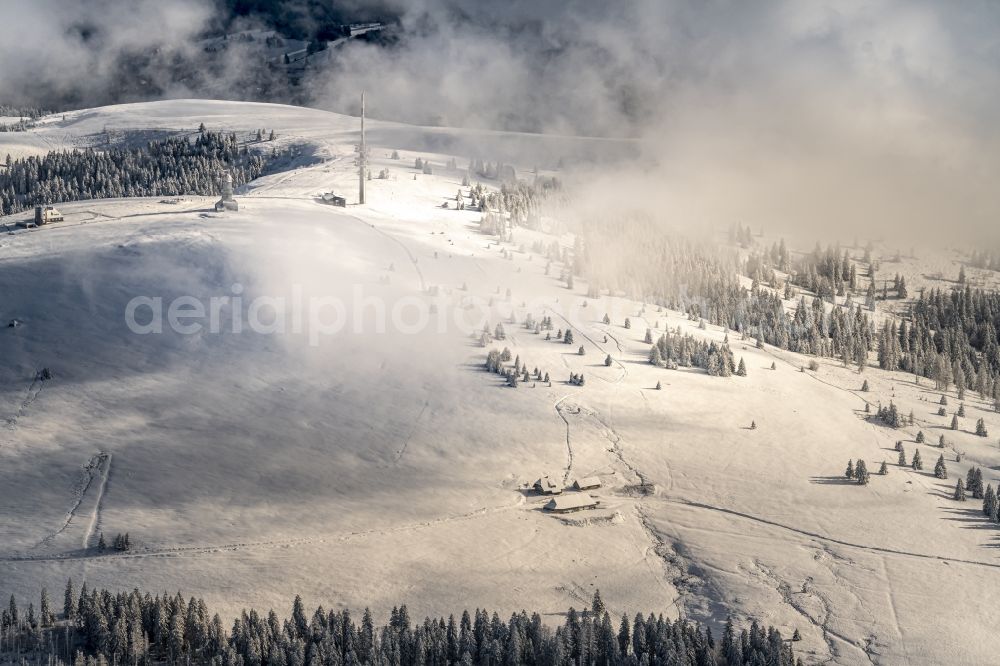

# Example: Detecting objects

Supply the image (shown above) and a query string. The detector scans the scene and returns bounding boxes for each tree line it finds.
[0,583,802,666]
[1,130,293,216]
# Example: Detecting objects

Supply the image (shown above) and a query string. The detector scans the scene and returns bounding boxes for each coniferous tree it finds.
[912,449,923,471]
[40,588,52,627]
[898,448,906,466]
[954,478,967,501]
[983,485,996,517]
[591,590,606,617]
[64,578,75,621]
[934,454,948,479]
[856,460,869,485]
[879,461,888,475]
[845,460,855,479]
[977,418,989,437]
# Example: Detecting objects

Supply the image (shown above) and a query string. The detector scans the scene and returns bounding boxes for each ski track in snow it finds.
[353,215,427,292]
[5,377,43,432]
[543,307,627,384]
[389,400,429,465]
[553,395,575,484]
[662,496,1000,570]
[32,452,108,551]
[0,492,526,564]
[82,452,112,550]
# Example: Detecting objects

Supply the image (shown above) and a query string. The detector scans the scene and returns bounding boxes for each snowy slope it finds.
[2,100,1000,665]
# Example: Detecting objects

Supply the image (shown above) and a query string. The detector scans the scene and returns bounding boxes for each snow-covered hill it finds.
[2,100,1000,665]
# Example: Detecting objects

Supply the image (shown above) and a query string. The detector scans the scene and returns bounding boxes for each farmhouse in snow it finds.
[573,477,601,490]
[544,494,600,513]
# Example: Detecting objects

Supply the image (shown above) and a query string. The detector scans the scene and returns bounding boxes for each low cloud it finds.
[3,0,999,240]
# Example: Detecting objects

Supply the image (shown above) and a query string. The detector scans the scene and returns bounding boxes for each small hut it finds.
[573,477,601,491]
[533,476,563,495]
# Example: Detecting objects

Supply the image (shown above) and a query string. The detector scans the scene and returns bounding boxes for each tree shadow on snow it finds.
[808,476,857,485]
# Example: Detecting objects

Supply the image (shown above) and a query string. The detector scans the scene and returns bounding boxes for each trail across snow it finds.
[82,452,112,550]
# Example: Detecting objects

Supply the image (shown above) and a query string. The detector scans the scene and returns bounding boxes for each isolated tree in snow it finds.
[644,329,653,344]
[911,449,923,470]
[736,357,747,376]
[770,361,776,370]
[578,345,586,356]
[855,460,869,485]
[973,468,985,499]
[958,403,966,417]
[624,318,631,329]
[750,420,757,430]
[603,313,611,325]
[878,461,888,475]
[976,418,989,437]
[934,454,948,479]
[604,354,612,366]
[861,379,869,392]
[916,431,925,443]
[951,414,959,430]
[954,478,967,501]
[655,380,662,390]
[845,460,855,479]
[940,395,948,406]
[564,330,574,345]
[898,448,906,466]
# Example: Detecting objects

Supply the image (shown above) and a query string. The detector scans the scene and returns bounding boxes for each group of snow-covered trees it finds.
[874,288,1000,406]
[485,348,550,388]
[0,582,801,666]
[471,179,560,231]
[0,130,291,216]
[568,220,882,369]
[0,105,52,132]
[647,329,737,377]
